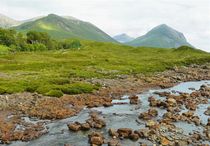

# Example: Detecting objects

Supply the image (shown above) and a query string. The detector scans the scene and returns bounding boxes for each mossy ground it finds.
[0,41,210,97]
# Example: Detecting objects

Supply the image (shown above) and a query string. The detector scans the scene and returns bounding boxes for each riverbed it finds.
[7,80,210,146]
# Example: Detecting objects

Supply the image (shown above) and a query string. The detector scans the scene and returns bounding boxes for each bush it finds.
[50,78,69,85]
[61,83,95,95]
[59,39,81,49]
[0,87,6,94]
[25,84,38,92]
[46,90,63,97]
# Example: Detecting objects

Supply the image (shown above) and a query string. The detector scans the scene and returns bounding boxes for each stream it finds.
[7,80,210,146]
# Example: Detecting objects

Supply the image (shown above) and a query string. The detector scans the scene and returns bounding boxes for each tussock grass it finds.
[0,41,209,97]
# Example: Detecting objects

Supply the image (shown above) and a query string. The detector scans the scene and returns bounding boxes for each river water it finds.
[8,80,210,146]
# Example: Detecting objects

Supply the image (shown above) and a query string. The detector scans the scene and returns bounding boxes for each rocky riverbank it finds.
[0,64,210,145]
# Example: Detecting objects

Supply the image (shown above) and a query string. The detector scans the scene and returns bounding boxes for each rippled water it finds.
[8,80,210,146]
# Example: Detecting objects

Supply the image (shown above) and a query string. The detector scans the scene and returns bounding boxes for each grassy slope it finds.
[0,41,210,96]
[14,14,117,43]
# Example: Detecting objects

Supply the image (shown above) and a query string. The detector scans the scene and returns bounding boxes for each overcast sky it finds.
[0,0,210,51]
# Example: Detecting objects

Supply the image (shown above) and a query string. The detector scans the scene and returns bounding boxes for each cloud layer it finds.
[1,0,210,51]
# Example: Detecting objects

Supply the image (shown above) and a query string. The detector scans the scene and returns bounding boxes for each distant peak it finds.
[47,14,59,17]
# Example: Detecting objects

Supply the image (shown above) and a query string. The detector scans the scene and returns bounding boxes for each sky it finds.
[0,0,210,52]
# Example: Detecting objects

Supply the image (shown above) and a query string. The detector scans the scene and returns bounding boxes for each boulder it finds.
[148,108,158,117]
[67,122,81,132]
[129,132,139,141]
[108,128,119,138]
[81,123,91,131]
[160,137,170,146]
[134,129,149,138]
[129,95,139,104]
[108,139,121,146]
[204,106,210,116]
[167,98,177,106]
[146,120,157,128]
[89,132,104,145]
[117,128,132,138]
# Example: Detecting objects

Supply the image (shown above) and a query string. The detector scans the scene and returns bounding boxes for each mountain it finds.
[14,14,117,42]
[127,24,193,48]
[113,33,134,43]
[0,13,20,28]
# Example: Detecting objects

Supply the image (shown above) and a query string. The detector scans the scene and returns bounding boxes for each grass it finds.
[0,41,210,97]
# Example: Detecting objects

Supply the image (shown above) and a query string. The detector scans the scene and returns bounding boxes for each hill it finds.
[113,33,134,43]
[13,14,117,42]
[0,13,20,28]
[127,24,193,48]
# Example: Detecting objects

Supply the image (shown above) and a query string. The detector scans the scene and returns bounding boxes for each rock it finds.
[167,98,177,106]
[191,116,200,126]
[134,129,149,138]
[182,111,194,117]
[204,106,210,116]
[103,102,113,107]
[117,128,132,138]
[148,96,158,107]
[160,137,170,146]
[89,132,104,145]
[108,128,119,138]
[185,102,197,111]
[146,120,157,128]
[67,122,81,132]
[129,132,139,141]
[207,118,210,126]
[64,144,72,146]
[148,108,158,117]
[139,112,152,120]
[108,139,121,146]
[81,123,91,131]
[174,140,188,146]
[129,95,139,104]
[139,108,158,120]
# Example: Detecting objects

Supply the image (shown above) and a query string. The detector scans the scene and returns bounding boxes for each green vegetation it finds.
[14,14,117,42]
[0,27,81,51]
[0,28,210,97]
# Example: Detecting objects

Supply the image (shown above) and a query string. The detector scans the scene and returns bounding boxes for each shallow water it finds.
[8,80,210,146]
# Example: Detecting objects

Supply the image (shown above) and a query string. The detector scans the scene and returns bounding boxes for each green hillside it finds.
[0,40,209,97]
[127,24,193,48]
[14,14,116,42]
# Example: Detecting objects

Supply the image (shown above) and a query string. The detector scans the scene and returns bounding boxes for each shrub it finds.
[0,87,6,94]
[46,90,63,97]
[25,85,38,92]
[61,83,95,95]
[50,78,69,85]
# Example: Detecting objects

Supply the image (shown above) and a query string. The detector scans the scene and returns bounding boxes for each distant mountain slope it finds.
[113,33,134,43]
[0,13,20,28]
[127,24,193,48]
[14,14,117,42]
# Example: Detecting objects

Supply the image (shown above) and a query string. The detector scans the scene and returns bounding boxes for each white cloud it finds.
[0,0,210,51]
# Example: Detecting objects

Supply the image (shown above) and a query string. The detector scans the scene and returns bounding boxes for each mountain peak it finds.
[127,24,193,48]
[0,13,20,28]
[113,33,134,43]
[14,14,116,42]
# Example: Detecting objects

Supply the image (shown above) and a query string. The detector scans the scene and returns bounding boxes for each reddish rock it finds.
[129,95,139,104]
[117,128,132,138]
[134,129,150,138]
[108,139,121,146]
[81,123,91,131]
[67,122,81,132]
[129,132,139,141]
[89,132,104,145]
